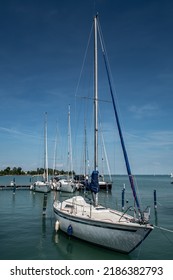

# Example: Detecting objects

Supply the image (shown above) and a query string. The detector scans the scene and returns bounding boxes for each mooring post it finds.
[154,189,157,209]
[122,187,125,211]
[154,208,158,226]
[43,193,48,215]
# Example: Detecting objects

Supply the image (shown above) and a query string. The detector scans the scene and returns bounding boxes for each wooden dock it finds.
[0,185,31,190]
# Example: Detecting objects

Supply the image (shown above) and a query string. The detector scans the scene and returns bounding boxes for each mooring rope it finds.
[154,225,173,233]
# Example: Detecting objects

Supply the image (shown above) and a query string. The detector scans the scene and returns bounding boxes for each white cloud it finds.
[129,103,159,119]
[123,129,173,174]
[0,126,41,140]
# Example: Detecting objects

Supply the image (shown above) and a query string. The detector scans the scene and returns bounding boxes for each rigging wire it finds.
[98,109,112,182]
[74,24,93,99]
[97,15,144,215]
[73,23,94,174]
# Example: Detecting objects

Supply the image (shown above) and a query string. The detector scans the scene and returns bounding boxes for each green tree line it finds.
[0,166,75,176]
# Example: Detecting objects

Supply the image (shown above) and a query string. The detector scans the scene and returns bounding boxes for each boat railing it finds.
[58,197,95,218]
[119,205,151,224]
[119,206,137,222]
[58,199,87,214]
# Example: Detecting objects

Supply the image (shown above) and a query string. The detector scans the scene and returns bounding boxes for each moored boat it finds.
[30,181,51,193]
[30,113,51,193]
[54,196,152,253]
[53,14,153,253]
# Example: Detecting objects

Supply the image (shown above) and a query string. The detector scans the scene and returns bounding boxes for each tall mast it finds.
[84,119,87,176]
[90,14,99,206]
[94,15,98,171]
[68,105,73,179]
[53,122,58,176]
[44,112,48,182]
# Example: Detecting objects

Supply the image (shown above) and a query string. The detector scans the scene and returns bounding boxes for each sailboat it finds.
[170,173,173,184]
[53,15,153,254]
[30,112,51,193]
[55,105,78,193]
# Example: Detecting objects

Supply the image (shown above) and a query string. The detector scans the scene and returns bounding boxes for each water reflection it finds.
[42,216,47,238]
[52,230,131,260]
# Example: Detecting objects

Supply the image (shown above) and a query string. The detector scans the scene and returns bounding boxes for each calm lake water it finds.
[0,175,173,260]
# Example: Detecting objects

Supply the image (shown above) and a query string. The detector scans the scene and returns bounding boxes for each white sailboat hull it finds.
[56,179,77,193]
[53,196,153,254]
[31,181,51,193]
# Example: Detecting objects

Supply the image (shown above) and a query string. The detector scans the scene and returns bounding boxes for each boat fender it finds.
[67,224,73,236]
[55,221,60,232]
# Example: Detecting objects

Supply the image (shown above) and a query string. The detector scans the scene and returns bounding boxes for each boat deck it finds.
[56,196,139,226]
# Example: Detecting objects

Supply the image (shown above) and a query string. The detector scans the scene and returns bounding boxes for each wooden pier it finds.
[0,185,31,190]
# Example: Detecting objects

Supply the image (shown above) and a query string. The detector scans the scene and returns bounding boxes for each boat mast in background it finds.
[44,112,49,183]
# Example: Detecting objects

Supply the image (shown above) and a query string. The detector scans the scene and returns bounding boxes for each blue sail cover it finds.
[89,170,99,193]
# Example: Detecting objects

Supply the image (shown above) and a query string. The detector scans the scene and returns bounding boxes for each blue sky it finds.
[0,0,173,175]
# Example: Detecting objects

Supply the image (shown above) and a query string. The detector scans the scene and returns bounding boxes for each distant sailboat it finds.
[30,113,51,193]
[170,173,173,184]
[53,15,153,253]
[55,106,78,193]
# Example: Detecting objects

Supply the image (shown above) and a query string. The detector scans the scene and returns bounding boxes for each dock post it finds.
[154,208,158,226]
[154,189,157,209]
[43,193,48,215]
[122,186,125,211]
